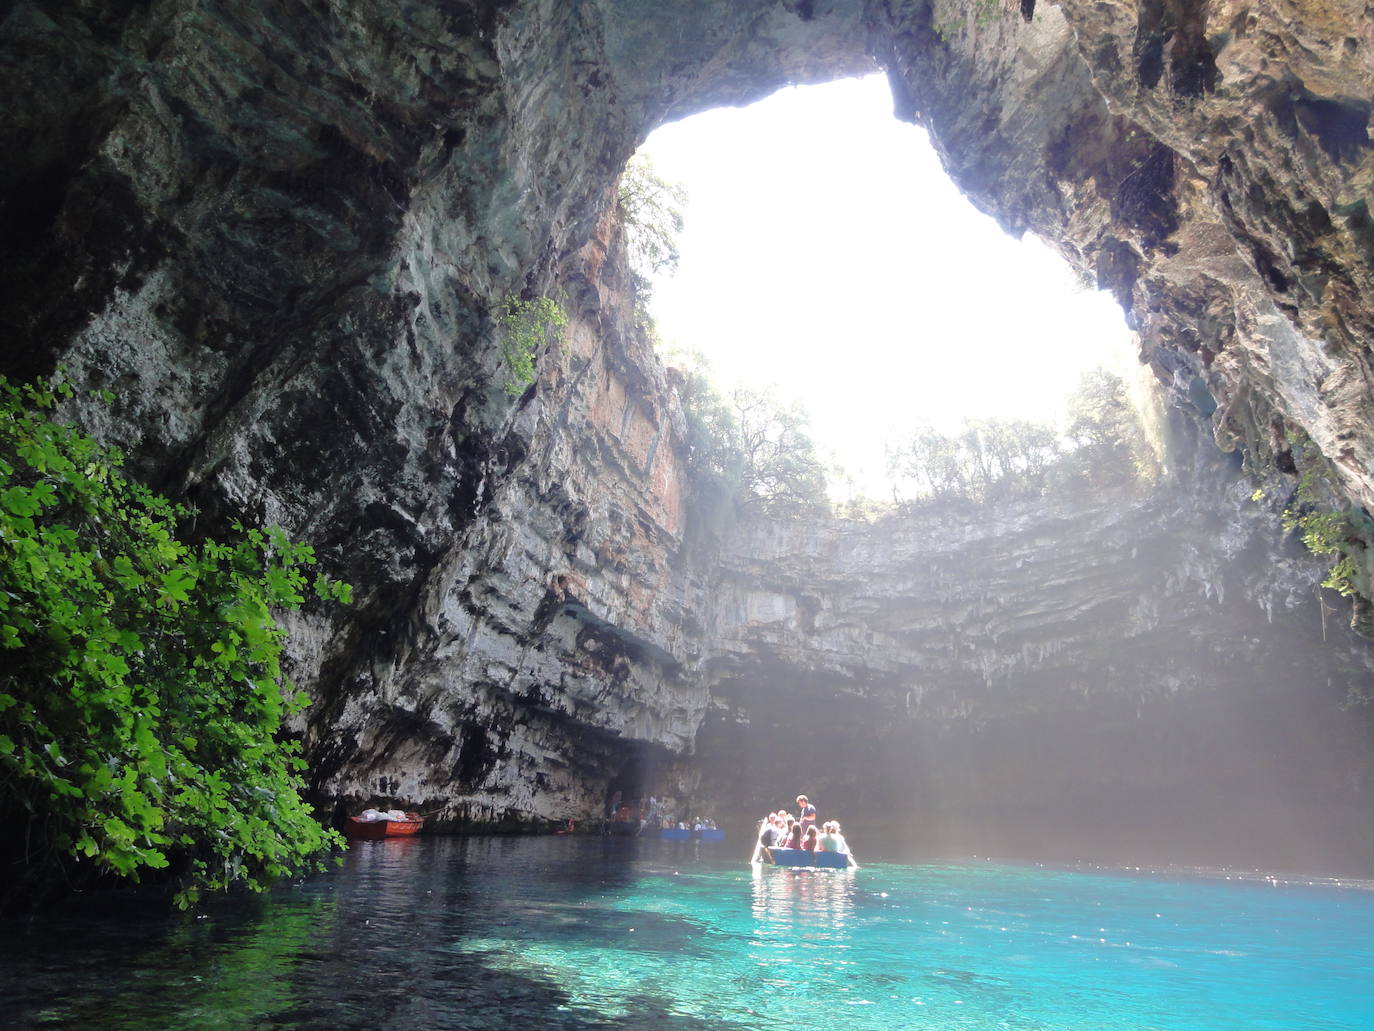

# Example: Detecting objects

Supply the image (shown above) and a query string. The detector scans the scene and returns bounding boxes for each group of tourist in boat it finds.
[750,794,857,867]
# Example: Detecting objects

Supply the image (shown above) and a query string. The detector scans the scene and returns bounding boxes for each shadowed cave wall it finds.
[1,0,1373,868]
[696,450,1374,871]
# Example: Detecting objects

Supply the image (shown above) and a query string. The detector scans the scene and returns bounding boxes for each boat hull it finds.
[344,815,424,840]
[766,847,850,869]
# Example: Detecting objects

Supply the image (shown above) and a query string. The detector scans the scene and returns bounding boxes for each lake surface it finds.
[2,836,1372,1030]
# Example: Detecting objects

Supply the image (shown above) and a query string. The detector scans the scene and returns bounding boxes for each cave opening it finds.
[634,73,1144,500]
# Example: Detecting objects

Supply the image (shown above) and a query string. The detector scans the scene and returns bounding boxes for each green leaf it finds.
[2,486,40,517]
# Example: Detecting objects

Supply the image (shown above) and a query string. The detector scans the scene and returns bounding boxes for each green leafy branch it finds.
[498,295,567,396]
[618,153,688,291]
[0,375,350,909]
[1281,466,1365,597]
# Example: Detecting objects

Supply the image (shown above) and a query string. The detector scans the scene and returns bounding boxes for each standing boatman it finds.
[796,794,817,835]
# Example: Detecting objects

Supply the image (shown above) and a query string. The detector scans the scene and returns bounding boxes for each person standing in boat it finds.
[796,795,817,835]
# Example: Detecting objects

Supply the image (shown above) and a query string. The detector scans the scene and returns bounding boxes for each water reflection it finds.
[0,880,341,1028]
[748,866,858,1000]
[750,865,856,932]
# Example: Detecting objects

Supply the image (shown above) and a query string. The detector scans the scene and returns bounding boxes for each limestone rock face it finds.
[700,459,1374,868]
[1,1,1373,857]
[881,0,1374,576]
[296,214,727,826]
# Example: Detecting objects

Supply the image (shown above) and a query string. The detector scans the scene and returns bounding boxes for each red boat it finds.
[343,812,424,839]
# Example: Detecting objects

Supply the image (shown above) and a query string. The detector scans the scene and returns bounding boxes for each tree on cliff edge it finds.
[674,357,828,520]
[618,154,688,295]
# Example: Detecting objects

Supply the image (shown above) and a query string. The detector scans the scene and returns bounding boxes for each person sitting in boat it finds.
[800,825,819,852]
[818,821,858,867]
[817,821,843,852]
[751,813,782,863]
[796,795,817,834]
[787,819,804,849]
[771,813,787,842]
[781,813,797,844]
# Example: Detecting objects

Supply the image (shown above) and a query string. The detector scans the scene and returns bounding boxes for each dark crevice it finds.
[1133,0,1167,89]
[1294,95,1373,163]
[1112,143,1179,249]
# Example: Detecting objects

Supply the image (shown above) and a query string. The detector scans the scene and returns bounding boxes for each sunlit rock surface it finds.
[1,1,1373,861]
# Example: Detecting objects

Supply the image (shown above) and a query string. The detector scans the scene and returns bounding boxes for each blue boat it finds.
[697,828,725,842]
[765,847,851,869]
[660,827,691,841]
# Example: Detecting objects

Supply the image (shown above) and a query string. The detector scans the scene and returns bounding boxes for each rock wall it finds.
[698,450,1374,870]
[1,1,1373,862]
[294,210,731,827]
[879,0,1374,611]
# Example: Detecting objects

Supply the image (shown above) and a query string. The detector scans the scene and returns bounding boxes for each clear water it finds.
[2,836,1372,1030]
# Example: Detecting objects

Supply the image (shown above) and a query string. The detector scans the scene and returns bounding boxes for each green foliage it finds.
[1063,367,1153,481]
[618,154,688,293]
[498,295,567,396]
[730,387,829,516]
[0,376,349,908]
[886,417,1061,505]
[674,356,828,521]
[1281,461,1365,598]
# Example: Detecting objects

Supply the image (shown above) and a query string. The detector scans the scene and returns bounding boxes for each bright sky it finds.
[638,74,1138,497]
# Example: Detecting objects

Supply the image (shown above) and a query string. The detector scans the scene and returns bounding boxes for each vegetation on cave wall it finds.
[0,376,350,910]
[617,156,829,523]
[498,294,567,396]
[1271,433,1374,604]
[618,153,688,295]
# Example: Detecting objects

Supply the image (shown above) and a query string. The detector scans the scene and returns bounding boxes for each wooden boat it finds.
[763,847,851,869]
[344,812,424,839]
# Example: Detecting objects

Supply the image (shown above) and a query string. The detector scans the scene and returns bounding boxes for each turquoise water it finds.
[2,836,1372,1029]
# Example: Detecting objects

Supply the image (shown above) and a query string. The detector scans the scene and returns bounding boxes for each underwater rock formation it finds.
[1,1,1372,861]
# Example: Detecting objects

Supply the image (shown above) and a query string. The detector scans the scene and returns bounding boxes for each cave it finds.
[2,0,1373,874]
